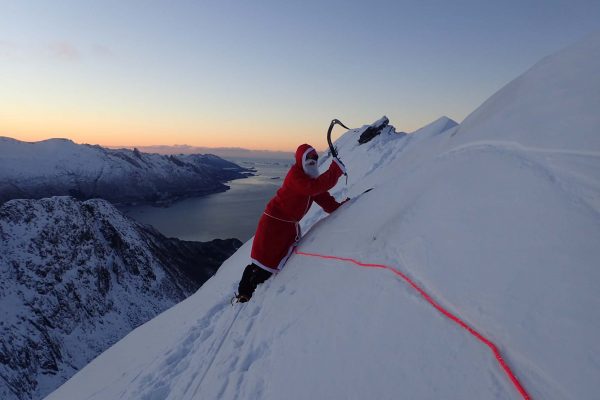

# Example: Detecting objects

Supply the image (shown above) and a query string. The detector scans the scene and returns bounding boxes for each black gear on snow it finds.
[236,264,272,302]
[358,117,389,144]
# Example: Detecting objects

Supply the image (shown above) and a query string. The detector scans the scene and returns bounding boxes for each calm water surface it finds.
[119,158,291,242]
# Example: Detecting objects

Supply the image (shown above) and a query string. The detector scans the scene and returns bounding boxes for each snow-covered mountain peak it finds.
[0,138,248,205]
[419,115,458,135]
[36,138,76,145]
[0,136,77,152]
[46,35,600,400]
[454,31,600,151]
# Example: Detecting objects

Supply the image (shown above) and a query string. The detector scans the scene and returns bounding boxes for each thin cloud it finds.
[48,41,80,61]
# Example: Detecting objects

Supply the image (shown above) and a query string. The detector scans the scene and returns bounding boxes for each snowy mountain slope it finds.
[0,138,248,205]
[0,197,241,400]
[319,115,458,196]
[454,32,600,152]
[46,34,600,400]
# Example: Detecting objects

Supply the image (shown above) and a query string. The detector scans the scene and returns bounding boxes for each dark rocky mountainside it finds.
[0,196,241,400]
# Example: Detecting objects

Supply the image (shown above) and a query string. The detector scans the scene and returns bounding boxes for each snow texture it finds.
[0,139,248,205]
[46,33,600,399]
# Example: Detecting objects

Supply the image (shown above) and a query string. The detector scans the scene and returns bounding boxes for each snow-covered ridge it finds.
[0,196,241,400]
[453,32,600,152]
[47,34,600,400]
[0,138,249,205]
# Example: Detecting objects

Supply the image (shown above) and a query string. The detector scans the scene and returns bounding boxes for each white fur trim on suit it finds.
[251,258,281,274]
[301,146,316,165]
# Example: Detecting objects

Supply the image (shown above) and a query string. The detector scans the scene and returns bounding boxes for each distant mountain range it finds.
[0,196,242,400]
[0,137,250,205]
[111,144,295,160]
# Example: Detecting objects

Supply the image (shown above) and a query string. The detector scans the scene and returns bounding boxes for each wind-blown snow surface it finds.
[47,34,600,400]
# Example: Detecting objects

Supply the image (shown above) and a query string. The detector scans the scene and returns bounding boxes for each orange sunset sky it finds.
[2,2,598,152]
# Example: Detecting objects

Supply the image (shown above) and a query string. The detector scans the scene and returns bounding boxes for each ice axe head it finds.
[331,119,350,130]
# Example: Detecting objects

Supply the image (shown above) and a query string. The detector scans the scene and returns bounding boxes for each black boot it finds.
[236,264,272,302]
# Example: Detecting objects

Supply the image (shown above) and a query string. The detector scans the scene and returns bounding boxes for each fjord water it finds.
[119,158,291,242]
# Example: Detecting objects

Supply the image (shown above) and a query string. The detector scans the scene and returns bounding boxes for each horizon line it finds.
[108,144,297,153]
[0,135,301,153]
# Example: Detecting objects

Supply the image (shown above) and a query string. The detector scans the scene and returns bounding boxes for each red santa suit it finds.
[250,144,345,273]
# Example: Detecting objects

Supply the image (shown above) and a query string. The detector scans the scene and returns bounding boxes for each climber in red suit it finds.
[235,143,347,302]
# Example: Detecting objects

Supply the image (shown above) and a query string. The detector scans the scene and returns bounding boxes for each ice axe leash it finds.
[326,119,350,184]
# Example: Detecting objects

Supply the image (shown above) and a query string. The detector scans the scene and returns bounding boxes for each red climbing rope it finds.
[293,248,531,400]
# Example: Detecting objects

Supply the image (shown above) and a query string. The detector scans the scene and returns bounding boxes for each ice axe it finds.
[326,119,351,183]
[326,119,350,160]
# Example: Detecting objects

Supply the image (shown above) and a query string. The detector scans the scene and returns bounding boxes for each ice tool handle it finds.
[327,119,350,159]
[327,119,350,183]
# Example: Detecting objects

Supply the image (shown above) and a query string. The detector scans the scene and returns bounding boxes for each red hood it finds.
[295,144,316,166]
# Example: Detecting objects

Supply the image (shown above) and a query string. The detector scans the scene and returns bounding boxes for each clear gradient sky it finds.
[1,1,599,151]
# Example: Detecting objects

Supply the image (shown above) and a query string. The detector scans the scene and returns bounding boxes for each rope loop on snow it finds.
[293,248,531,400]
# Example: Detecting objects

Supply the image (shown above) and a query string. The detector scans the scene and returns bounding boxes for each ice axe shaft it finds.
[326,118,350,184]
[326,119,350,159]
